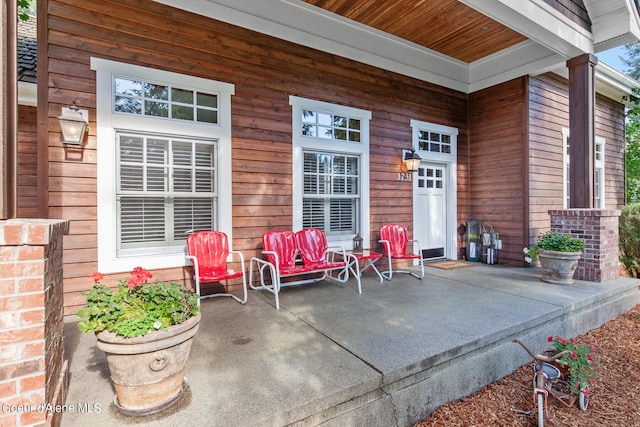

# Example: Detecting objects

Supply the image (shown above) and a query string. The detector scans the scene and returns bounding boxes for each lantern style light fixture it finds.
[403,148,422,172]
[352,232,363,254]
[57,100,88,146]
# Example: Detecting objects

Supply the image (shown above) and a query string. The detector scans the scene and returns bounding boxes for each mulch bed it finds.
[415,301,640,426]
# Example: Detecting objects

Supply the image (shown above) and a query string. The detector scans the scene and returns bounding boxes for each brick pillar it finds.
[549,209,620,282]
[0,219,70,427]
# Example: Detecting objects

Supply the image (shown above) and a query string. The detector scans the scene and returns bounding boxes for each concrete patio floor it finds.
[61,263,640,427]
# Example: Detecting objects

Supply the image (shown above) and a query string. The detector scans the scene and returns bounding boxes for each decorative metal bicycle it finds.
[513,339,590,427]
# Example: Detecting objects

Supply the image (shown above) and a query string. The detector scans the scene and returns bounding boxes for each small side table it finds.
[345,250,383,293]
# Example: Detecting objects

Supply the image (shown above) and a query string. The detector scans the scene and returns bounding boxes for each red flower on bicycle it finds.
[547,335,599,395]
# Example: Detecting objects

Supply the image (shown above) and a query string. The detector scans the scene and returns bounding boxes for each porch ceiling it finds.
[156,0,640,93]
[301,0,527,63]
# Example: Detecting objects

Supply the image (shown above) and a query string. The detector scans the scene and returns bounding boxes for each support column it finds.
[549,209,620,282]
[0,219,70,426]
[566,54,598,208]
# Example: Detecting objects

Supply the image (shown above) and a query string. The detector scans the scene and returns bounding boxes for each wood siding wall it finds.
[528,74,568,242]
[527,73,626,245]
[542,0,591,30]
[45,0,469,311]
[17,104,38,218]
[468,73,626,265]
[468,78,527,265]
[595,93,627,207]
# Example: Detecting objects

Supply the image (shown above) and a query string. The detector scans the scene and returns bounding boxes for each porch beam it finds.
[567,54,597,208]
[461,0,592,58]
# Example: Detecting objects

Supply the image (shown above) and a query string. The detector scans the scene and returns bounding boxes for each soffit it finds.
[301,0,527,63]
[155,0,640,95]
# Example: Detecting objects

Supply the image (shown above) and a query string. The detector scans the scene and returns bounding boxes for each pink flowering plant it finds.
[548,335,599,395]
[77,267,199,338]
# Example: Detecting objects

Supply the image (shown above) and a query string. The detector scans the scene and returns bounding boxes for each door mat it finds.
[427,260,475,270]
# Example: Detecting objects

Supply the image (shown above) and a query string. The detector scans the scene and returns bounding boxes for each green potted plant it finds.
[523,231,585,284]
[546,335,599,396]
[77,267,200,416]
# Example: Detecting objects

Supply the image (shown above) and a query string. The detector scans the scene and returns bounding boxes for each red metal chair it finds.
[296,228,338,268]
[186,231,247,306]
[379,224,424,280]
[262,230,299,274]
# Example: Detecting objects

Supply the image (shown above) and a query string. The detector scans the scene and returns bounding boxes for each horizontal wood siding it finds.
[542,0,591,30]
[468,78,526,265]
[46,0,468,311]
[595,93,626,208]
[528,74,568,245]
[17,105,39,218]
[527,74,626,245]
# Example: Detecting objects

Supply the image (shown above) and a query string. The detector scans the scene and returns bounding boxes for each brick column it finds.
[549,209,620,282]
[0,219,69,427]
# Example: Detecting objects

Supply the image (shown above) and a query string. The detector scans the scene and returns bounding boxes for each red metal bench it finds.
[249,228,349,309]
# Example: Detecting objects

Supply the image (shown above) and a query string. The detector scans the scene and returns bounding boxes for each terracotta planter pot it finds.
[96,312,201,416]
[537,249,582,285]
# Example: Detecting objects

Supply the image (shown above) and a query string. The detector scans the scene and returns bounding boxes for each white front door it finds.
[414,163,447,260]
[409,119,458,261]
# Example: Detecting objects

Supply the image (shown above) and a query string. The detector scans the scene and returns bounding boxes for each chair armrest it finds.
[260,250,280,273]
[250,256,272,267]
[228,250,246,270]
[409,239,423,255]
[326,245,347,261]
[187,255,200,277]
[379,239,391,255]
[227,251,246,274]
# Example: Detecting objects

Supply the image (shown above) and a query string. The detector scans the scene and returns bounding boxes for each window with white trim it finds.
[302,152,359,235]
[417,130,452,154]
[113,77,219,123]
[92,58,234,273]
[116,132,217,252]
[562,128,605,208]
[595,138,605,208]
[290,96,371,248]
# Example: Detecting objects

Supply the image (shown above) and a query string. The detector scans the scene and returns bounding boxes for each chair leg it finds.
[406,257,425,280]
[226,275,248,304]
[273,276,280,310]
[197,276,249,305]
[381,256,393,280]
[239,274,248,303]
[195,277,202,307]
[381,258,425,280]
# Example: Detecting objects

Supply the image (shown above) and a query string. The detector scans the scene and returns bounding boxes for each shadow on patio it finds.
[61,263,640,427]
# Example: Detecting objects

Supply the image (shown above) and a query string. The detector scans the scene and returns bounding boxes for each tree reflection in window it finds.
[301,109,361,142]
[113,76,218,124]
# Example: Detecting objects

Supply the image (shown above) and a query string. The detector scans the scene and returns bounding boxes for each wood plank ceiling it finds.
[302,0,528,63]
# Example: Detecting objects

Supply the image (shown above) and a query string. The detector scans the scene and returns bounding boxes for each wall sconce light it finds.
[402,148,422,172]
[58,101,88,146]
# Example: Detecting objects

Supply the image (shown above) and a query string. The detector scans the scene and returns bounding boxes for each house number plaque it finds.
[397,172,413,181]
